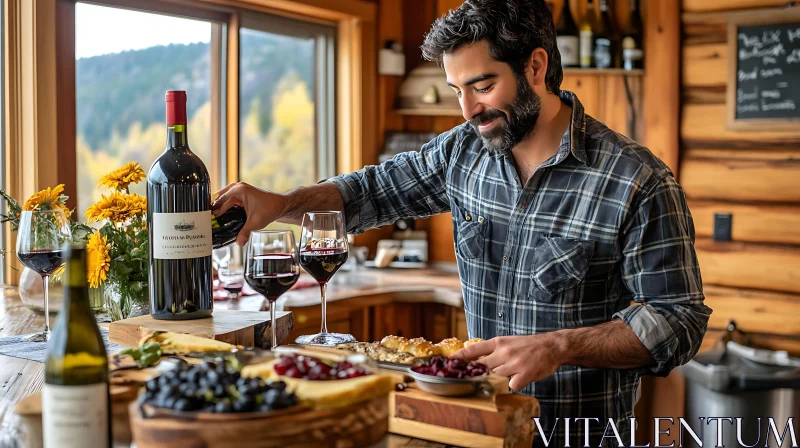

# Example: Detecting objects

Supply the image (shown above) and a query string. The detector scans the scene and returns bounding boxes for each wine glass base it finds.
[294,332,357,347]
[23,330,50,342]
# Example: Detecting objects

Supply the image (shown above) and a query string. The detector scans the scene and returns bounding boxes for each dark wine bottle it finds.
[555,0,580,68]
[211,205,247,249]
[622,0,644,71]
[594,0,616,69]
[43,244,112,448]
[147,90,213,320]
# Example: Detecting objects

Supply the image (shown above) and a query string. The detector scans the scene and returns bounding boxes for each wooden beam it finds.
[682,0,791,13]
[682,104,800,148]
[195,0,376,22]
[643,0,680,174]
[55,0,77,212]
[689,200,800,245]
[681,11,727,45]
[225,12,240,183]
[695,238,800,295]
[682,43,726,88]
[684,148,800,161]
[680,153,800,202]
[701,329,800,356]
[704,285,800,336]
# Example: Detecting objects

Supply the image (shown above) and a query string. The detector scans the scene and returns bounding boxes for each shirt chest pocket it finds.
[529,236,595,298]
[453,205,488,259]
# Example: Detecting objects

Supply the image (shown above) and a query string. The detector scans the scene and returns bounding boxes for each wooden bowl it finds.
[129,393,390,448]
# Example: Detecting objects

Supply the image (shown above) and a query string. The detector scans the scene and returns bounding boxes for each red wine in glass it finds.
[245,236,299,350]
[18,249,66,276]
[246,272,300,300]
[299,248,348,284]
[223,282,244,296]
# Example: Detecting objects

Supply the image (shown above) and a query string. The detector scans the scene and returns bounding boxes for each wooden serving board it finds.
[108,310,294,349]
[294,344,538,447]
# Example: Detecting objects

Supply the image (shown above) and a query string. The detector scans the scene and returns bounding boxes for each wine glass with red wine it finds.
[16,209,72,342]
[294,211,356,347]
[218,266,245,299]
[245,230,299,349]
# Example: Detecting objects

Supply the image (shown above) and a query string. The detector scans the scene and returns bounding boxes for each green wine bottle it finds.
[42,243,111,448]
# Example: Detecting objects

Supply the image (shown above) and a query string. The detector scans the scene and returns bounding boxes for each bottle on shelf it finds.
[594,0,615,69]
[579,0,598,68]
[556,0,580,68]
[147,90,214,320]
[622,0,644,71]
[42,243,112,448]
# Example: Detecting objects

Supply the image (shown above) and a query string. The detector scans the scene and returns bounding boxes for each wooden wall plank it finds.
[682,0,791,13]
[643,0,680,174]
[684,148,800,161]
[682,43,726,88]
[682,12,726,45]
[701,330,800,356]
[680,156,800,202]
[704,285,800,337]
[561,75,600,118]
[695,238,800,294]
[689,200,800,245]
[682,104,800,147]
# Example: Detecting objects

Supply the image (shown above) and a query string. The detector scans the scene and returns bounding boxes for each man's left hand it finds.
[451,334,564,391]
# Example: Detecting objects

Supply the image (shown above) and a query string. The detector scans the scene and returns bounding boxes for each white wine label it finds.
[153,211,212,260]
[43,383,109,448]
[557,35,579,67]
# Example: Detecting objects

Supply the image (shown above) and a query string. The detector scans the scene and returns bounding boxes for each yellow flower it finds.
[85,192,147,224]
[98,162,146,191]
[86,232,110,288]
[22,184,71,217]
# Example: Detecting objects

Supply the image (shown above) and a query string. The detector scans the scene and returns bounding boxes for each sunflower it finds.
[22,184,71,217]
[85,192,147,224]
[86,232,111,288]
[98,162,146,191]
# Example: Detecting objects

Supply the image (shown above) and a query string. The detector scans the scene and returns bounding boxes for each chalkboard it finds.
[727,7,800,131]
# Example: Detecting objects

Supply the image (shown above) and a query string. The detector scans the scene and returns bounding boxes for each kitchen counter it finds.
[0,265,468,447]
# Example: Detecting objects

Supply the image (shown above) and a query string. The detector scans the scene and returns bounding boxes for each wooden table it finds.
[0,266,475,448]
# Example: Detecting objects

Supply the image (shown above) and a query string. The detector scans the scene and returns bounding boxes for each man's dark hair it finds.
[421,0,562,95]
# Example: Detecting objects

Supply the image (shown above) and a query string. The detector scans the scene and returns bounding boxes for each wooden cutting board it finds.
[389,378,538,448]
[108,310,294,349]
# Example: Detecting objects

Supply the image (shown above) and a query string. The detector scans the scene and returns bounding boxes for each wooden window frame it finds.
[4,0,376,284]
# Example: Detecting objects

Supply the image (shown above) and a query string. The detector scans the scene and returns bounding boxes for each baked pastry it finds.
[435,337,465,356]
[380,335,406,350]
[464,338,484,348]
[406,339,436,357]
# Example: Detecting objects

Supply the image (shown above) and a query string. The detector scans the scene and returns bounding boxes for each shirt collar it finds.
[555,90,589,167]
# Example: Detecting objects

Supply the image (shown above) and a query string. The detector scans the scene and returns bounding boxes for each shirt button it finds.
[503,255,508,261]
[465,214,472,222]
[498,312,504,319]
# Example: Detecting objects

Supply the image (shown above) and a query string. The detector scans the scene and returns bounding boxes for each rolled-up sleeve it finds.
[325,128,460,234]
[614,174,712,376]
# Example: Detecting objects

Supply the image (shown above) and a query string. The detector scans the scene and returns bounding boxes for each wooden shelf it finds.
[395,108,463,116]
[564,68,644,76]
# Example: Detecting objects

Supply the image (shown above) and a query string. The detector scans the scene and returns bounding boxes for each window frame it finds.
[4,0,376,284]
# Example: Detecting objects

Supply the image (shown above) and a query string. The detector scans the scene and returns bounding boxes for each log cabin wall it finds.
[681,0,800,356]
[356,0,645,263]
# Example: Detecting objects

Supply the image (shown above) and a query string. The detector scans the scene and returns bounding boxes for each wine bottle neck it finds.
[167,124,189,149]
[631,0,639,11]
[562,0,571,13]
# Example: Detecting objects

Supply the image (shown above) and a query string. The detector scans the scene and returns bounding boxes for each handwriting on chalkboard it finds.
[734,21,800,121]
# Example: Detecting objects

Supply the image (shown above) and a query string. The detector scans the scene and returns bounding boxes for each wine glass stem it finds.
[270,299,277,350]
[43,275,51,334]
[319,283,328,335]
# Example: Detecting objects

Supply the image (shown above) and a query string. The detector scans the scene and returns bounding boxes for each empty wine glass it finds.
[245,231,299,350]
[218,266,245,299]
[16,209,72,342]
[212,246,231,271]
[294,211,356,347]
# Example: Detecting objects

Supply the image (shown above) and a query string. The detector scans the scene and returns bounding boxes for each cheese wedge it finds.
[138,331,239,355]
[241,359,396,410]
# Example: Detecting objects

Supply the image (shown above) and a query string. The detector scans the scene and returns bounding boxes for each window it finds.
[74,3,219,217]
[238,15,336,193]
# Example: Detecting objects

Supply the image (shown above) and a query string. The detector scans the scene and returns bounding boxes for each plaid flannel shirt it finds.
[328,91,711,447]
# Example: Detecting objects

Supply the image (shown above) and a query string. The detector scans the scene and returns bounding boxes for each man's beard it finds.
[469,74,541,153]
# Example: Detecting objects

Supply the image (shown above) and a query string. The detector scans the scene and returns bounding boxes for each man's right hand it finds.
[212,182,285,246]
